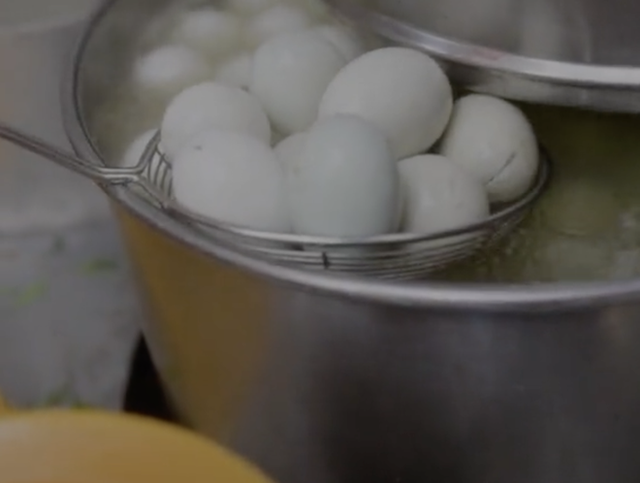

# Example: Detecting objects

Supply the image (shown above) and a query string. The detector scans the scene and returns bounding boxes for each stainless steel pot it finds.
[62,1,640,482]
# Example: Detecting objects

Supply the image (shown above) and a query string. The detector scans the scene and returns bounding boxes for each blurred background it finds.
[0,0,140,409]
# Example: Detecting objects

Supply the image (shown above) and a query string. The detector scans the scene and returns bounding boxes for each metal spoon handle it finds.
[0,122,139,185]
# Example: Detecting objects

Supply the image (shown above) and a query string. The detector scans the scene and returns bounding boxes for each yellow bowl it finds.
[0,403,273,482]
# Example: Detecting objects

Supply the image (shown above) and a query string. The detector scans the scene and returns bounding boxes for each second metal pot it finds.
[62,1,640,482]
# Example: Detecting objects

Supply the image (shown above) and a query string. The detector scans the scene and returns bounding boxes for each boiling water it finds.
[0,0,96,28]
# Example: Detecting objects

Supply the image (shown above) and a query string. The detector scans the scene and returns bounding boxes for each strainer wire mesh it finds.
[131,130,550,280]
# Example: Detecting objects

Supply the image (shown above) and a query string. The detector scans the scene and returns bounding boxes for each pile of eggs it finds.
[122,0,541,241]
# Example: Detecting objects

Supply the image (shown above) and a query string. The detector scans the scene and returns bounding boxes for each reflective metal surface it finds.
[323,0,640,112]
[60,1,640,482]
[233,294,640,483]
[110,214,640,483]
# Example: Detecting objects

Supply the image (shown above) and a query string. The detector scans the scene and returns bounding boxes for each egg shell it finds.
[275,132,308,173]
[313,23,365,62]
[170,8,243,61]
[319,47,453,159]
[131,45,215,104]
[244,4,313,48]
[214,52,254,90]
[161,82,271,161]
[289,114,399,237]
[439,94,539,203]
[399,154,490,235]
[250,30,347,135]
[172,129,290,232]
[226,0,278,16]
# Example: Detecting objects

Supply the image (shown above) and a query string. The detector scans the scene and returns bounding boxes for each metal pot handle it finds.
[0,122,141,186]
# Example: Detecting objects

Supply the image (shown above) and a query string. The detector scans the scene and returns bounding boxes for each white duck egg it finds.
[251,30,347,135]
[161,82,271,161]
[169,8,243,61]
[226,0,278,16]
[289,114,398,237]
[275,132,308,173]
[313,23,365,62]
[319,47,453,159]
[173,129,290,232]
[244,4,313,48]
[439,94,539,203]
[399,154,490,235]
[214,52,254,90]
[132,45,214,105]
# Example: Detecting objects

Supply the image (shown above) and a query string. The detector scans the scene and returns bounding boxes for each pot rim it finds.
[62,0,640,313]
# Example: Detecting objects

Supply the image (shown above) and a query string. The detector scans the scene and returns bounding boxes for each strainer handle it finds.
[0,122,139,185]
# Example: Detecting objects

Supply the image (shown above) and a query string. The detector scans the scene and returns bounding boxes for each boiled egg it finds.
[250,30,347,135]
[275,132,308,173]
[172,129,290,232]
[398,154,490,234]
[313,23,365,62]
[244,4,313,48]
[439,94,539,203]
[161,82,271,160]
[214,52,254,90]
[288,114,398,237]
[132,45,214,105]
[319,47,453,159]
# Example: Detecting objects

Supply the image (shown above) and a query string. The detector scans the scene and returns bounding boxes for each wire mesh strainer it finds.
[0,123,550,280]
